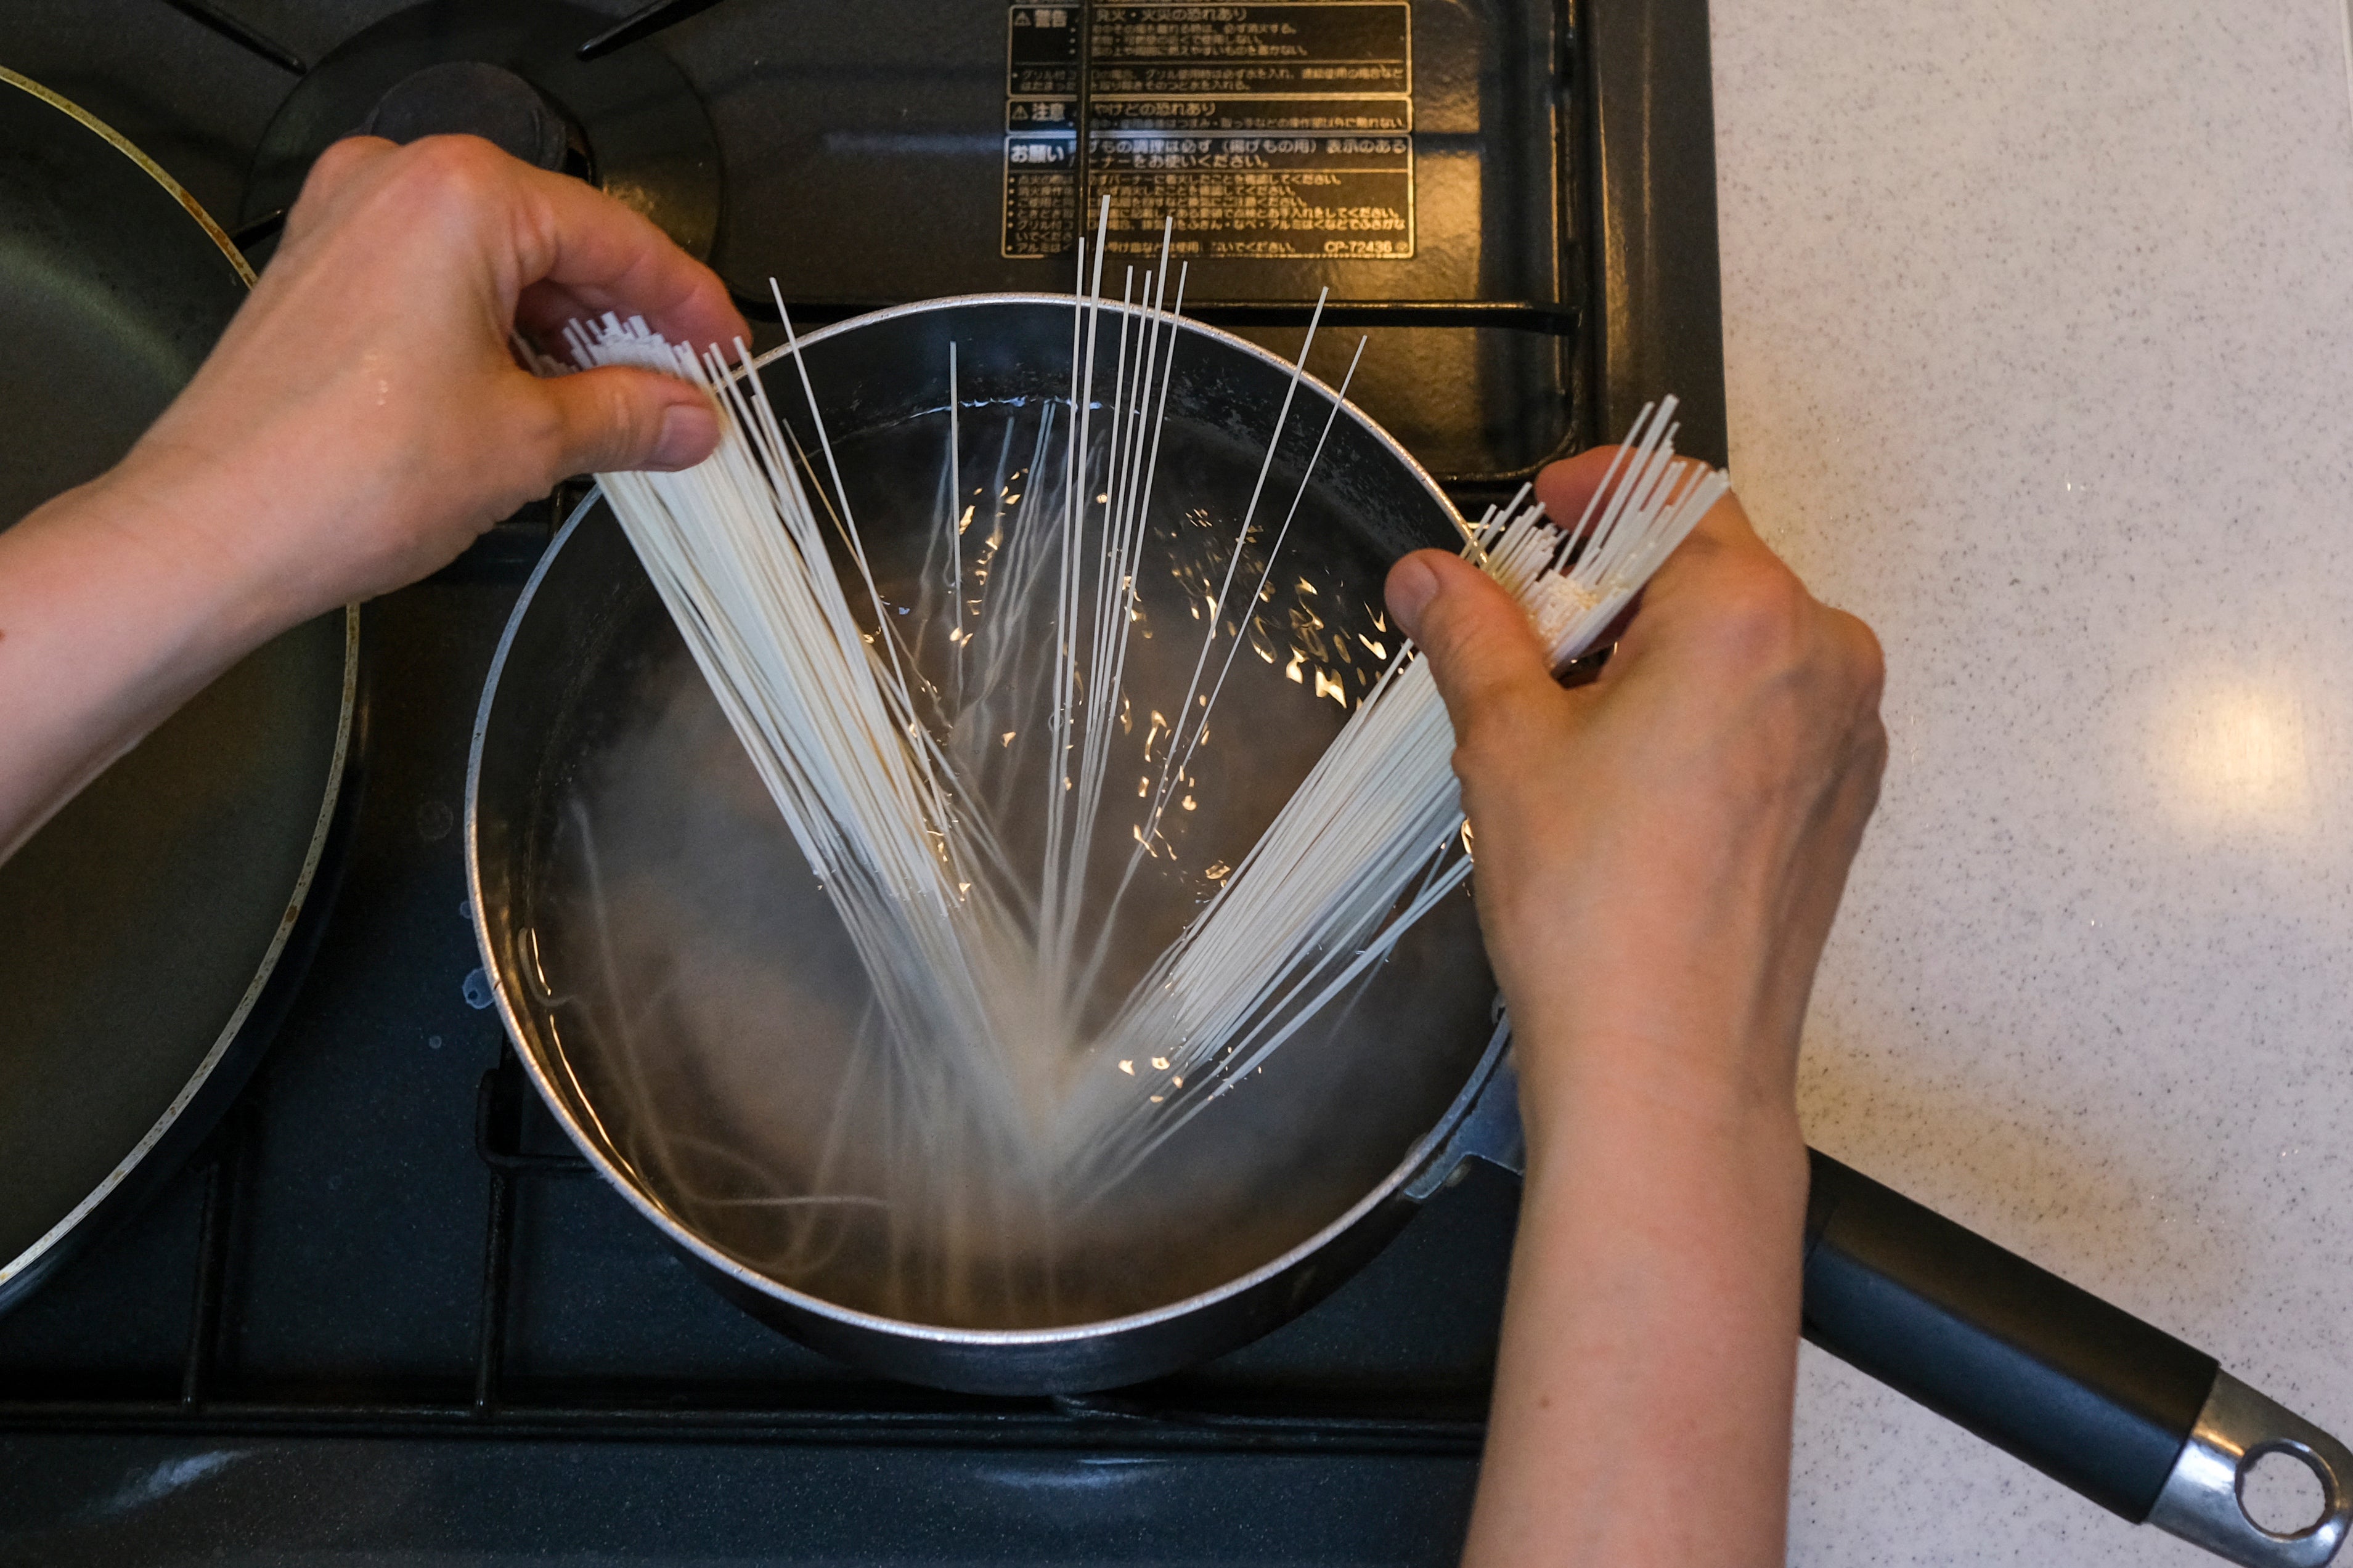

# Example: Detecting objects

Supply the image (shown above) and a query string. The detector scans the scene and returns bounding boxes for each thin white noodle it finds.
[563,287,1727,1190]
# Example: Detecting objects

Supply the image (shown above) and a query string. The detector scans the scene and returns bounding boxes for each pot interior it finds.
[476,299,1496,1331]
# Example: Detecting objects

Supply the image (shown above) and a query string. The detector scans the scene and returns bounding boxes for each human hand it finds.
[102,133,746,632]
[1385,447,1886,1137]
[1400,450,1884,1568]
[0,133,744,862]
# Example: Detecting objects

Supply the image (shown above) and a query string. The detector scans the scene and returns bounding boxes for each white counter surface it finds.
[1709,1,2353,1561]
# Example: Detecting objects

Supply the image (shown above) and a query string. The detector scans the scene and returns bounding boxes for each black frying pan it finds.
[0,70,357,1310]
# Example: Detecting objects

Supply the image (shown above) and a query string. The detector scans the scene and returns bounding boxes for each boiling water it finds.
[524,398,1493,1329]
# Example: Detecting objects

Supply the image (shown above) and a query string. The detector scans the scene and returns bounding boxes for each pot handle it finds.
[1405,1055,2351,1565]
[1402,1048,1525,1200]
[1805,1150,2353,1567]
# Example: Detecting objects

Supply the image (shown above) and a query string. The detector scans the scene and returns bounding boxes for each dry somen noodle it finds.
[543,239,1726,1326]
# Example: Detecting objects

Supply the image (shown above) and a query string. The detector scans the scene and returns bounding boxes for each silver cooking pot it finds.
[465,295,1522,1394]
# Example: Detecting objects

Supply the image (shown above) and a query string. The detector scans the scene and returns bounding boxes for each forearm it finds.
[1463,1046,1809,1568]
[0,462,292,860]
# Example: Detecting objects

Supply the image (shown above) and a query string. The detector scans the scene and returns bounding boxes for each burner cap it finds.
[361,60,569,172]
[245,2,720,259]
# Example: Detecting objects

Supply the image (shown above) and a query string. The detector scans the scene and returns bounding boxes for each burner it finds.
[361,60,580,177]
[243,0,720,259]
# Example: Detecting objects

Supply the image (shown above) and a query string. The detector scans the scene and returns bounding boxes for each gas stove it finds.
[0,2,1721,1559]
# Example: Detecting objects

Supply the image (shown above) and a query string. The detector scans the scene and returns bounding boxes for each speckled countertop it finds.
[1709,1,2353,1561]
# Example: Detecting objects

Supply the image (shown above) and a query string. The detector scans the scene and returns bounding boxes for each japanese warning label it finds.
[1003,2,1414,260]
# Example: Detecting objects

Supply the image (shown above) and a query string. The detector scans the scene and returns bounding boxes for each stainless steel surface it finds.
[1403,1030,1525,1201]
[2148,1371,2353,1568]
[468,293,1504,1393]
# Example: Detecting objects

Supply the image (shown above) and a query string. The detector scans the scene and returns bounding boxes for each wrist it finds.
[98,439,325,646]
[1515,1066,1809,1301]
[1470,1026,1806,1568]
[1512,1017,1805,1177]
[0,463,324,856]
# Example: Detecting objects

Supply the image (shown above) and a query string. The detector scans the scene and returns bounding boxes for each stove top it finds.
[0,2,1720,1560]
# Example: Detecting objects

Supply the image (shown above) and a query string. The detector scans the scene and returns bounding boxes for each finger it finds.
[1386,549,1559,734]
[515,281,753,383]
[533,365,720,477]
[1522,445,1745,662]
[1828,607,1888,714]
[1531,443,1633,529]
[1573,469,1774,640]
[514,275,745,363]
[1536,442,1761,558]
[500,165,748,355]
[1678,484,1763,554]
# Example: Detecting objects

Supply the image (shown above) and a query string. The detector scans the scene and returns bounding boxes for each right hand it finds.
[1384,447,1886,1135]
[1393,449,1885,1568]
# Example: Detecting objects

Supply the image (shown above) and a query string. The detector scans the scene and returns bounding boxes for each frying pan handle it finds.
[1805,1150,2353,1566]
[1409,1060,2349,1562]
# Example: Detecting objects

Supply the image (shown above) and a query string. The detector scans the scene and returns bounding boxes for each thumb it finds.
[1385,549,1559,736]
[533,364,720,477]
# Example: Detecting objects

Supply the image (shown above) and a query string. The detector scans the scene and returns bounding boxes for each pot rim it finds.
[465,291,1502,1351]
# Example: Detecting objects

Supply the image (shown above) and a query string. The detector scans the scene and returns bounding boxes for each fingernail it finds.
[650,401,717,469]
[1386,554,1440,638]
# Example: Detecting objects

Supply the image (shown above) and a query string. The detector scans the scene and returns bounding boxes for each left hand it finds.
[0,134,746,861]
[102,132,748,626]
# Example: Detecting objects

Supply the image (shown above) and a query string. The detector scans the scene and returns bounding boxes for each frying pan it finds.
[0,71,358,1311]
[469,299,2349,1567]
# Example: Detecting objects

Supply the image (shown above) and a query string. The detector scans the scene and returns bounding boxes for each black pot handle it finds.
[1805,1150,2352,1567]
[1408,1063,2352,1564]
